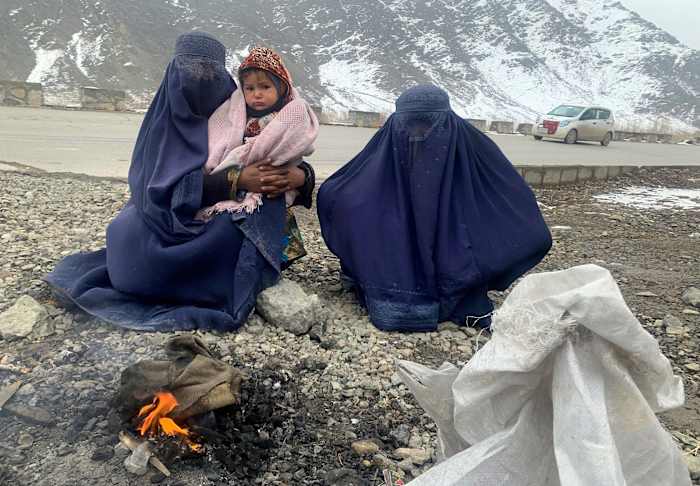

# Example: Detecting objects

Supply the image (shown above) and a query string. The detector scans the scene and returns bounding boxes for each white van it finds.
[533,105,615,146]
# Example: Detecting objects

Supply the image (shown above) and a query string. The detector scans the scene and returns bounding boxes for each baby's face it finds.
[242,71,279,111]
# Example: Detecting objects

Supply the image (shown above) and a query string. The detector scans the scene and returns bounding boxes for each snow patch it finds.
[27,49,64,84]
[594,186,700,210]
[318,59,394,112]
[226,46,251,73]
[69,31,105,77]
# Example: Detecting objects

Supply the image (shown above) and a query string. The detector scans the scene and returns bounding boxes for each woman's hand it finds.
[238,159,306,198]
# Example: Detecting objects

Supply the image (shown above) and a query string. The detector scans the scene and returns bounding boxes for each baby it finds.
[200,47,318,218]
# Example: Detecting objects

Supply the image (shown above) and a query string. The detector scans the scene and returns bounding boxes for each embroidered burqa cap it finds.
[175,31,227,62]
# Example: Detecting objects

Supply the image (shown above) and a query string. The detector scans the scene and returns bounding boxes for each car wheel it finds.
[600,132,611,146]
[564,129,577,144]
[534,135,543,141]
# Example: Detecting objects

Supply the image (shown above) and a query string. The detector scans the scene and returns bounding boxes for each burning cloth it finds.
[116,335,244,420]
[397,264,690,486]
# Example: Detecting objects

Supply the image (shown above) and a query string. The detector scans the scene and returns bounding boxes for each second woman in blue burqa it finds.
[317,85,552,332]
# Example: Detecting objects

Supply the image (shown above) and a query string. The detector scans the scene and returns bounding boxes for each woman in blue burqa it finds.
[317,85,551,332]
[45,32,315,331]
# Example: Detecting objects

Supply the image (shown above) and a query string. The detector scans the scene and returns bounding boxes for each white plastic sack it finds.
[398,264,690,486]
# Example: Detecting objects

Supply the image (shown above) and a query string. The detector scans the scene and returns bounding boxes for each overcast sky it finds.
[620,0,700,50]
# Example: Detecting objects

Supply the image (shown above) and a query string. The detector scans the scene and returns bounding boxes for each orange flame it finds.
[137,391,202,452]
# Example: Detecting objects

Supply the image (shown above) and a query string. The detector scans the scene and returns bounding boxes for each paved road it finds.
[0,106,697,180]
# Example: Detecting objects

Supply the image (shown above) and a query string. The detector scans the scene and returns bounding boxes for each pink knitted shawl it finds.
[197,86,318,219]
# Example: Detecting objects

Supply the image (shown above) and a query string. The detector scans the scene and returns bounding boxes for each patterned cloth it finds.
[224,165,307,266]
[244,112,277,139]
[238,47,293,102]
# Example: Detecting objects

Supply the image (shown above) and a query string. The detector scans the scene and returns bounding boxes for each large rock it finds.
[682,287,700,308]
[0,295,48,340]
[255,279,320,335]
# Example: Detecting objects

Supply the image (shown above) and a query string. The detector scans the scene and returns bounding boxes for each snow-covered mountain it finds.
[1,0,698,129]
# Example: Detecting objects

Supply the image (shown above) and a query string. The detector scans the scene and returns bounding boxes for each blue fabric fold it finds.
[317,85,552,332]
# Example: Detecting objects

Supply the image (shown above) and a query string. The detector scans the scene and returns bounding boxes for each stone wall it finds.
[516,123,534,135]
[489,121,514,134]
[0,80,42,107]
[79,87,127,111]
[311,105,334,125]
[466,119,487,131]
[348,110,383,128]
[613,130,673,143]
[518,165,636,187]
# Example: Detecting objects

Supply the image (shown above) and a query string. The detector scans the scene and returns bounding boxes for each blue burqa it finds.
[317,85,552,332]
[45,32,287,331]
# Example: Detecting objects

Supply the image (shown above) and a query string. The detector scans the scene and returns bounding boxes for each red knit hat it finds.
[238,47,293,100]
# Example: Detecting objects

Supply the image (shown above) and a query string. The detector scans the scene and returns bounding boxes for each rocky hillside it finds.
[1,0,698,128]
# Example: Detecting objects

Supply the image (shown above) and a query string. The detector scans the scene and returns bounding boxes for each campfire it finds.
[136,391,203,453]
[114,336,247,478]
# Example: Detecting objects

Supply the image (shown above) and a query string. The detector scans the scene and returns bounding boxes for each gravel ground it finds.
[0,166,698,485]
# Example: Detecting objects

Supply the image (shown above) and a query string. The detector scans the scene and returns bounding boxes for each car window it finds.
[580,109,595,120]
[597,110,611,120]
[547,105,585,117]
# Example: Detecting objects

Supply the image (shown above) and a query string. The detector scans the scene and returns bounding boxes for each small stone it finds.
[663,315,688,336]
[372,453,392,467]
[328,283,344,292]
[309,321,326,341]
[3,403,55,425]
[324,468,363,486]
[17,432,33,450]
[437,321,462,333]
[34,318,56,338]
[464,327,479,337]
[0,448,25,465]
[149,472,166,484]
[351,439,380,456]
[246,324,264,335]
[635,291,658,298]
[57,445,73,457]
[394,447,431,465]
[124,442,151,476]
[390,424,411,446]
[92,446,115,462]
[320,339,336,350]
[0,295,49,340]
[84,417,98,432]
[113,443,131,459]
[408,432,423,449]
[682,287,700,308]
[683,309,700,316]
[256,279,321,335]
[684,452,700,480]
[684,363,700,372]
[397,457,414,472]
